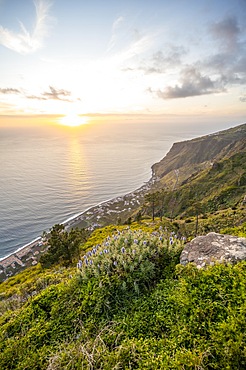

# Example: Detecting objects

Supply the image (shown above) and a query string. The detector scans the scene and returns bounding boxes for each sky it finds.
[0,0,246,127]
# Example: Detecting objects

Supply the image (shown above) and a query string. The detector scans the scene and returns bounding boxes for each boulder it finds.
[180,232,246,268]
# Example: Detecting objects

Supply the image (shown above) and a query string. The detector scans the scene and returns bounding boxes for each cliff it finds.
[152,123,246,188]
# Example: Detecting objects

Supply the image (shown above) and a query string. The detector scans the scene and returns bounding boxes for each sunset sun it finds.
[59,114,89,127]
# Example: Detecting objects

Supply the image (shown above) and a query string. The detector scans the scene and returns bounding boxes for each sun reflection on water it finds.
[67,135,91,197]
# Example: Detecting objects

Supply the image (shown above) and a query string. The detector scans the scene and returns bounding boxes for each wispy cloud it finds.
[0,85,78,102]
[106,14,156,64]
[28,86,72,101]
[210,16,240,52]
[0,0,53,54]
[107,16,124,52]
[124,45,187,74]
[239,94,246,102]
[0,88,21,94]
[145,47,186,74]
[117,32,155,64]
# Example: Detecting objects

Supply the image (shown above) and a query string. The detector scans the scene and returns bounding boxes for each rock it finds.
[180,232,246,268]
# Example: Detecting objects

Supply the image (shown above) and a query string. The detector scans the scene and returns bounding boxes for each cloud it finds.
[154,67,221,99]
[124,33,153,60]
[0,88,21,94]
[203,15,246,86]
[210,16,240,52]
[136,46,187,74]
[113,16,124,30]
[106,15,155,62]
[0,0,53,54]
[239,95,246,102]
[27,86,72,101]
[0,85,78,102]
[42,86,71,100]
[148,15,246,101]
[203,53,246,87]
[107,16,124,52]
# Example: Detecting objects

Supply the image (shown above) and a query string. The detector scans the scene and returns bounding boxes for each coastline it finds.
[0,236,42,263]
[0,175,156,282]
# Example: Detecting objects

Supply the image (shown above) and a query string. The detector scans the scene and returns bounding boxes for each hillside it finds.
[140,123,246,233]
[143,150,246,222]
[0,220,246,369]
[152,123,246,189]
[176,151,246,214]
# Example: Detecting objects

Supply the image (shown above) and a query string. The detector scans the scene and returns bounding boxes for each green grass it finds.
[0,223,245,369]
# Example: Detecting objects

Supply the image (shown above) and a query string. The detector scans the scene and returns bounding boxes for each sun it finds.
[59,114,89,127]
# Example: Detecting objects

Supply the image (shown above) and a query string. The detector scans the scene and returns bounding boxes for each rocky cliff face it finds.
[152,123,246,188]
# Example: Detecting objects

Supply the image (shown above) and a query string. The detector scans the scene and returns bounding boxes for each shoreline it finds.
[0,175,156,282]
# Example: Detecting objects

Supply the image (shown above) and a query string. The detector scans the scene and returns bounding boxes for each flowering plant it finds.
[77,228,184,293]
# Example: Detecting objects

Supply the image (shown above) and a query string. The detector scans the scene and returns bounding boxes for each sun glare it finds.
[59,114,89,127]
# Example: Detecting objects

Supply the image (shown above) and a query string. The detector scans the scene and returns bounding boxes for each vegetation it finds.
[143,151,246,224]
[0,222,245,369]
[40,224,89,268]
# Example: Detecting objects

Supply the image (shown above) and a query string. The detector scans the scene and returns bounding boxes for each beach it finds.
[0,177,155,282]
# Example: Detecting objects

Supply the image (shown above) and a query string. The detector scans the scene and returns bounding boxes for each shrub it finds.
[76,228,184,294]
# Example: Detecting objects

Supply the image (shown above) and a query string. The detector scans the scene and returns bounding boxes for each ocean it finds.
[0,120,235,259]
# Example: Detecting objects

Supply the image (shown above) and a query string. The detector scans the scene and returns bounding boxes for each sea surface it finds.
[0,120,235,259]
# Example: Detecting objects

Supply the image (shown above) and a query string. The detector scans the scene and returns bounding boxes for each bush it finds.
[76,228,184,295]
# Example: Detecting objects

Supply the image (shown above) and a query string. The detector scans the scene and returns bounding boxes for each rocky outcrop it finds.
[180,232,246,268]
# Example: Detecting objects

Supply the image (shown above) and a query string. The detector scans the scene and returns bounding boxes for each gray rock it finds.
[180,232,246,268]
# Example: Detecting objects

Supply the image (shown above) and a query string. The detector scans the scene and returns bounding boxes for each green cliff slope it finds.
[152,123,246,188]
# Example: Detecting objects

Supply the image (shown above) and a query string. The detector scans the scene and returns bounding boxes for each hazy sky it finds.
[0,0,246,126]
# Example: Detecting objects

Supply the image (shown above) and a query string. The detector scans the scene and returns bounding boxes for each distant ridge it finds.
[151,123,246,189]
